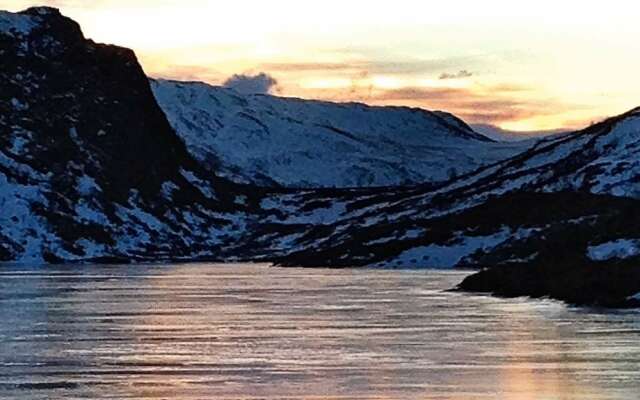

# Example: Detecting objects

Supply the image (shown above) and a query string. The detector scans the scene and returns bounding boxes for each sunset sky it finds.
[5,0,640,132]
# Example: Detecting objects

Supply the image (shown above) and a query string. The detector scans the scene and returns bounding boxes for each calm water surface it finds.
[0,263,639,399]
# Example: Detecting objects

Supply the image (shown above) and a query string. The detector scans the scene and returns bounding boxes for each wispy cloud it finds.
[359,85,578,125]
[259,62,361,72]
[260,57,481,76]
[439,70,473,80]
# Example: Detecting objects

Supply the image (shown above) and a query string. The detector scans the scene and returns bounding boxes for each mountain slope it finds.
[151,79,524,188]
[255,109,640,268]
[246,109,640,305]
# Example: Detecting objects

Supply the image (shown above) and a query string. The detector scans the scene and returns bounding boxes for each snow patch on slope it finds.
[628,292,640,301]
[587,239,640,262]
[0,10,37,37]
[372,228,513,269]
[0,172,50,262]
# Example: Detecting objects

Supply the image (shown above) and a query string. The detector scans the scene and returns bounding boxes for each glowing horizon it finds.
[5,0,640,133]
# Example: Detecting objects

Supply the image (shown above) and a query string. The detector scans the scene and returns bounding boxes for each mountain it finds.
[0,7,263,263]
[471,123,565,142]
[1,7,639,307]
[151,79,525,188]
[257,108,640,306]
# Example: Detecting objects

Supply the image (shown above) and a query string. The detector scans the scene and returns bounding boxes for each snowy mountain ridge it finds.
[151,79,525,188]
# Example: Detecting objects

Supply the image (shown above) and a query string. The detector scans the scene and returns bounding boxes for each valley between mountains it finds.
[2,7,640,307]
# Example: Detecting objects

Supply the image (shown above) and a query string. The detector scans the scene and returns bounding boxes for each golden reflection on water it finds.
[0,263,639,399]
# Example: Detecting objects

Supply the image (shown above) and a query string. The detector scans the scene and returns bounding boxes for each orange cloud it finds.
[368,86,573,124]
[260,57,483,76]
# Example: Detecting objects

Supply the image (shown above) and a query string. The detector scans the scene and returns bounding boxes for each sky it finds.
[4,0,640,133]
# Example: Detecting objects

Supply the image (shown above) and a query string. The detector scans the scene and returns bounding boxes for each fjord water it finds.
[0,264,639,400]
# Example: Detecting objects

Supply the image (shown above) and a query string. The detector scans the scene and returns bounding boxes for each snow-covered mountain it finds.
[0,7,264,263]
[260,107,640,268]
[2,7,640,306]
[151,79,524,188]
[253,108,640,305]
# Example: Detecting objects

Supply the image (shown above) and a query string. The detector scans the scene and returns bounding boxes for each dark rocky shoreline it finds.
[458,261,640,308]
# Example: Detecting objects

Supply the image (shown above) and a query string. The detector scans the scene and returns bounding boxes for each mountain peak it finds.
[627,106,640,116]
[22,6,62,17]
[1,7,84,45]
[0,9,37,37]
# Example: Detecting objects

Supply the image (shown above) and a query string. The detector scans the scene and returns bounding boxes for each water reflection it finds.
[0,264,639,399]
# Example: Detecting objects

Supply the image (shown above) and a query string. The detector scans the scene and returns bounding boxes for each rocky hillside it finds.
[151,79,524,188]
[0,7,263,263]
